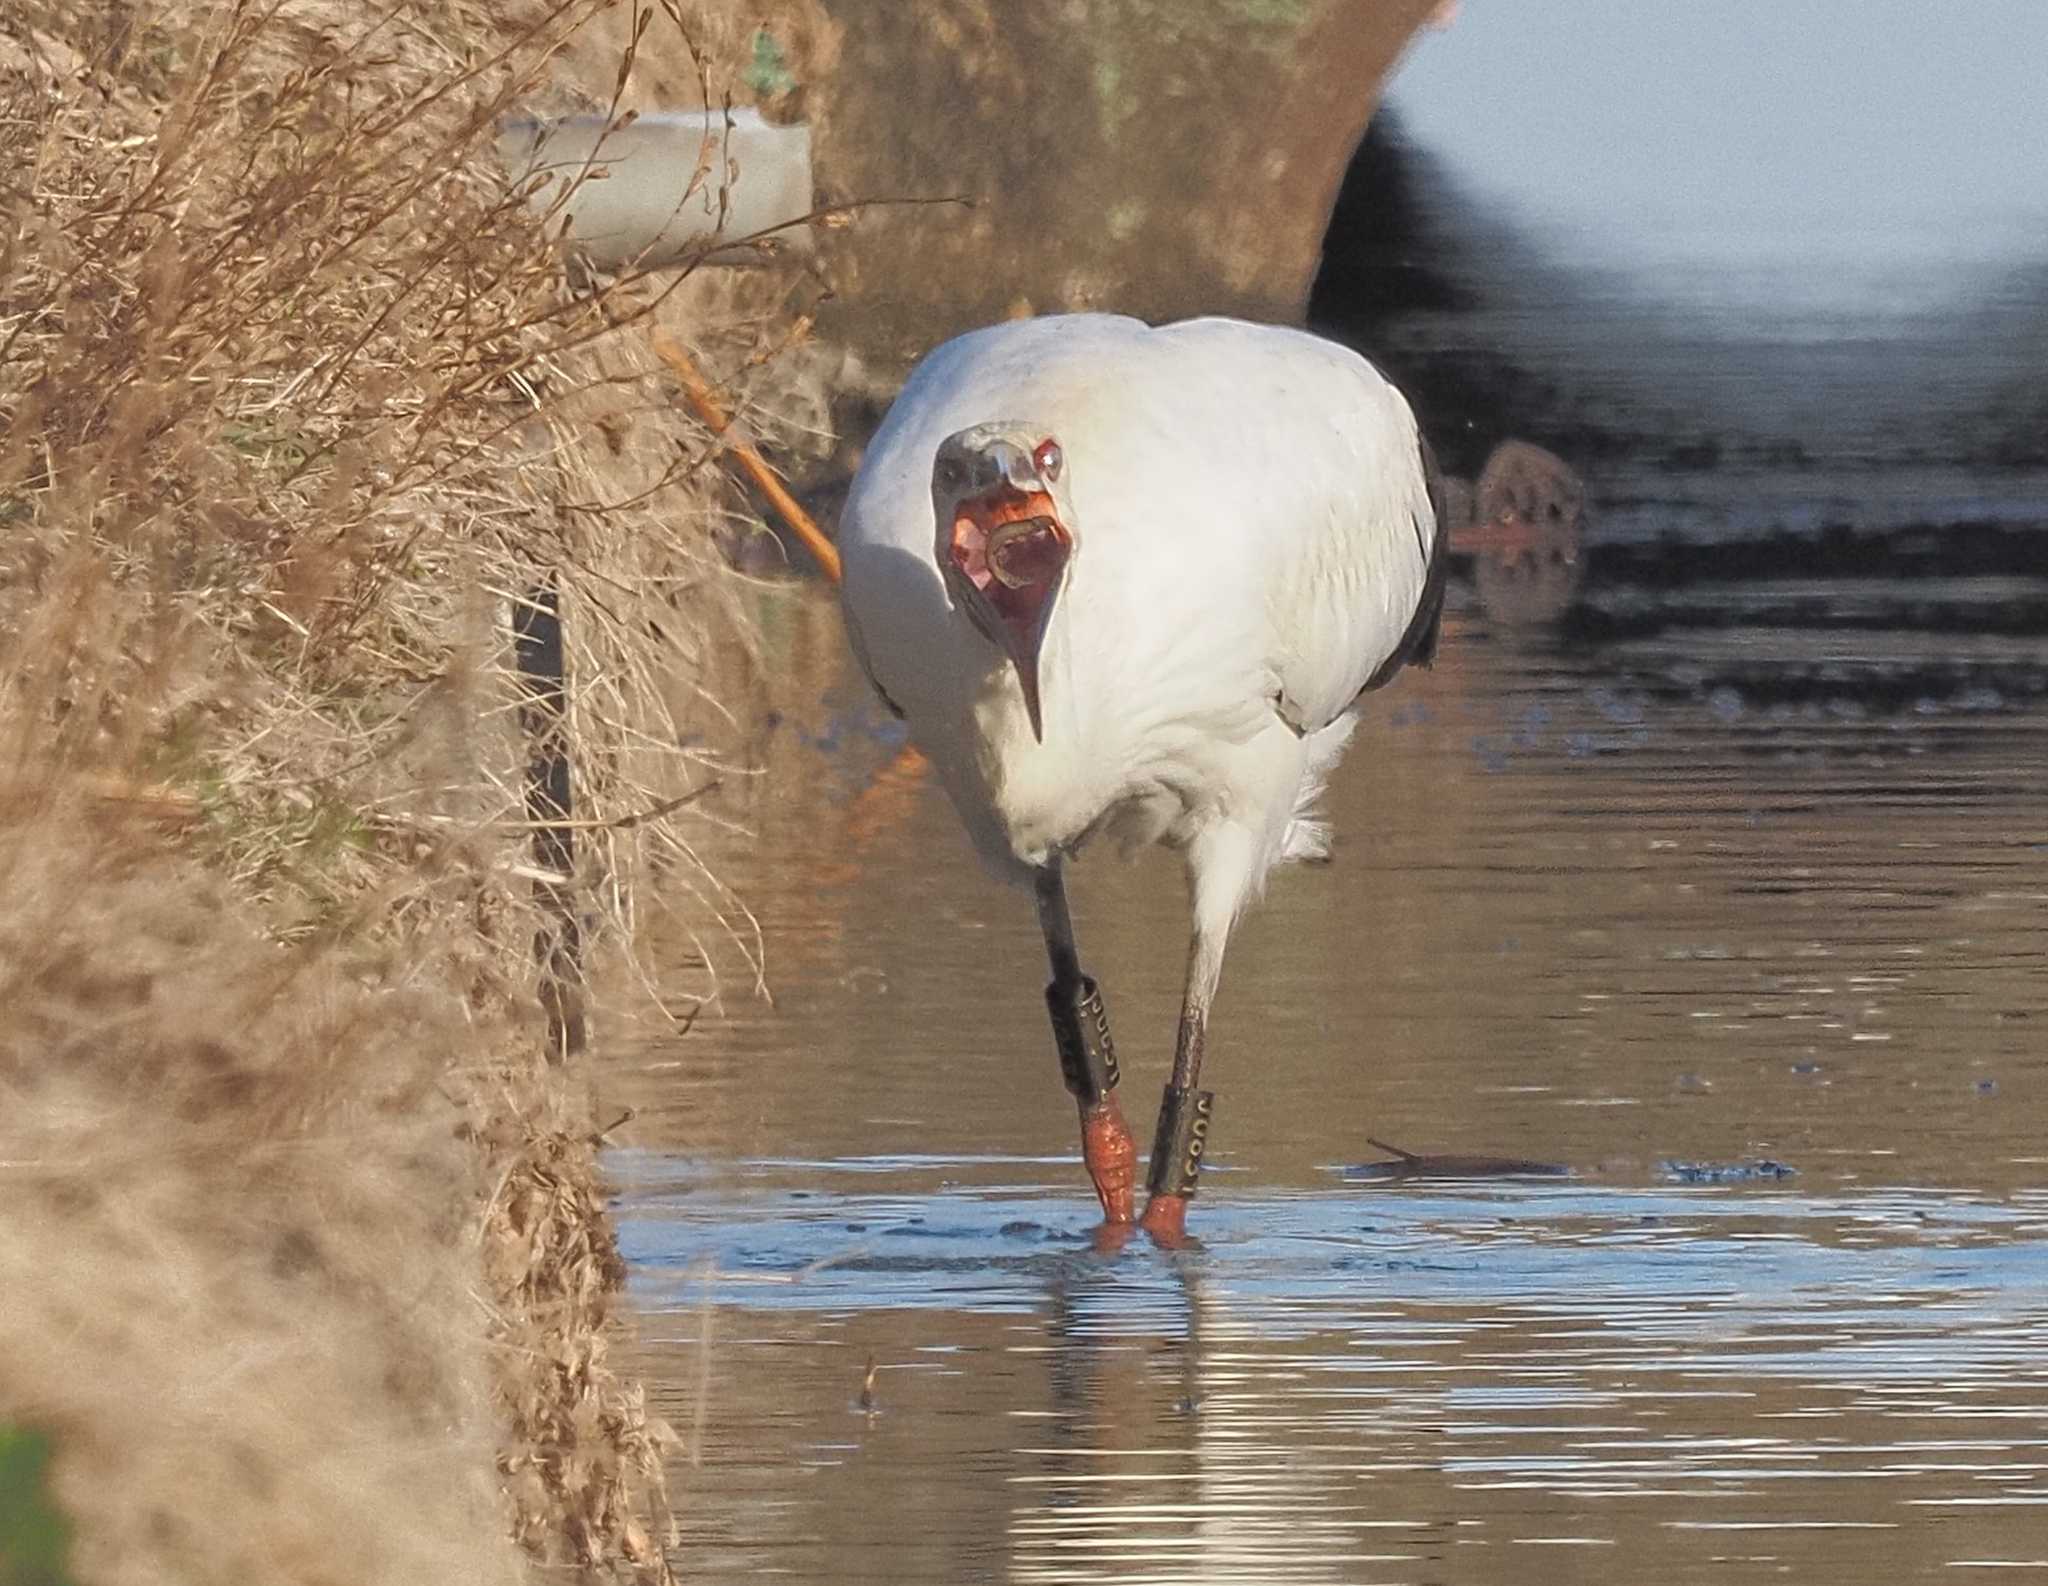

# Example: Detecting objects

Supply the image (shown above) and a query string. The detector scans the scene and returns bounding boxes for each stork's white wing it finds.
[1140,319,1444,738]
[835,314,1445,869]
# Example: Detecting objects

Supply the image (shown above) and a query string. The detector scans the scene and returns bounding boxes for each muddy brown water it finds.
[601,577,2048,1583]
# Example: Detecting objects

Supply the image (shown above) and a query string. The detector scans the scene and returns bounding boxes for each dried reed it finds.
[0,1,824,1579]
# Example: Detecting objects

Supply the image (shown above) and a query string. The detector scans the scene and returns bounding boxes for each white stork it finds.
[838,313,1446,1242]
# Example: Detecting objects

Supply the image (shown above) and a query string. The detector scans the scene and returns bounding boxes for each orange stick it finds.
[649,330,843,585]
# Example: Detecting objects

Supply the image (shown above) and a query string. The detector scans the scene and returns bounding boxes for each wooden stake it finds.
[649,330,843,585]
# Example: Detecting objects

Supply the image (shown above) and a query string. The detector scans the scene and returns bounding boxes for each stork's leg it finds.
[1138,930,1224,1246]
[1035,864,1136,1224]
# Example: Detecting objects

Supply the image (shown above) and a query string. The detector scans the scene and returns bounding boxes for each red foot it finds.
[1137,1192,1192,1248]
[1088,1218,1139,1255]
[1079,1097,1137,1224]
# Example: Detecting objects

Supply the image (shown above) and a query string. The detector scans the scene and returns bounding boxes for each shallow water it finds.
[602,570,2048,1583]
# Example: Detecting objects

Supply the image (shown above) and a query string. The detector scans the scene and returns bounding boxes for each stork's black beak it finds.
[1000,598,1055,742]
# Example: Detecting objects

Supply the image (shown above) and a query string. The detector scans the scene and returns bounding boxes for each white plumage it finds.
[837,311,1445,1232]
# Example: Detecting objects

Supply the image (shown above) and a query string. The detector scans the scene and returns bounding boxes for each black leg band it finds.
[1146,1085,1215,1198]
[1046,974,1119,1107]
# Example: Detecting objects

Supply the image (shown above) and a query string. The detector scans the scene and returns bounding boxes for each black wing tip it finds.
[1410,429,1451,660]
[1359,427,1450,694]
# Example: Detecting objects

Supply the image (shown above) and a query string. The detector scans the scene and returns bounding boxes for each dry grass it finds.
[0,2,823,1580]
[0,793,529,1586]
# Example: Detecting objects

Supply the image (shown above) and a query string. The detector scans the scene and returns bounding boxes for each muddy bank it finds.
[804,1,1444,364]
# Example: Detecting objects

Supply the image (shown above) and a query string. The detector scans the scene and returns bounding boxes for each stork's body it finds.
[839,314,1446,1240]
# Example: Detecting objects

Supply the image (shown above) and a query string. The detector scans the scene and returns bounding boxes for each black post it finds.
[512,575,586,1062]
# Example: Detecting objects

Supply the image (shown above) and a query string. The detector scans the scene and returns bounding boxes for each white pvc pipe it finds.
[497,109,813,269]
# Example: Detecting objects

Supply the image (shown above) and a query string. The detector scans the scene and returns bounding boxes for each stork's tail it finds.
[1280,715,1357,863]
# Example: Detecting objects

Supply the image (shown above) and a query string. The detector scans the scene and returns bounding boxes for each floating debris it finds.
[1659,1158,1799,1185]
[1344,1138,1572,1182]
[1461,439,1587,627]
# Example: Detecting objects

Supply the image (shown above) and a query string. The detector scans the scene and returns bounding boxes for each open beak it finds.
[948,490,1072,743]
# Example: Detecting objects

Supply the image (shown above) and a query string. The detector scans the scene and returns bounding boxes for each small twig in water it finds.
[1356,1137,1570,1180]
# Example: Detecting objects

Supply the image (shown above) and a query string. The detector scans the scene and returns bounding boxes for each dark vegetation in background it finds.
[1309,108,2048,707]
[1310,110,2048,485]
[1309,110,1569,480]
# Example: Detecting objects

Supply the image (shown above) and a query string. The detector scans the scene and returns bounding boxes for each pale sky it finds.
[1385,0,2048,279]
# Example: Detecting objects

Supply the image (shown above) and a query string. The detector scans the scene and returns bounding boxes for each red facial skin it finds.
[949,487,1071,651]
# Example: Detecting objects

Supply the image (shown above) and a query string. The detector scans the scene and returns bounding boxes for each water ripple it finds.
[621,1170,2048,1583]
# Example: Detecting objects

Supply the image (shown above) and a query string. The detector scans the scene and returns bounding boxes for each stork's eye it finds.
[936,457,965,492]
[1033,439,1063,481]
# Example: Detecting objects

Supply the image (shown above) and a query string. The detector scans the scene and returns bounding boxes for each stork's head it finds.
[931,421,1076,742]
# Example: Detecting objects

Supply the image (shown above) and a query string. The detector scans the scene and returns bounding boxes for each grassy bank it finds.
[0,3,815,1579]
